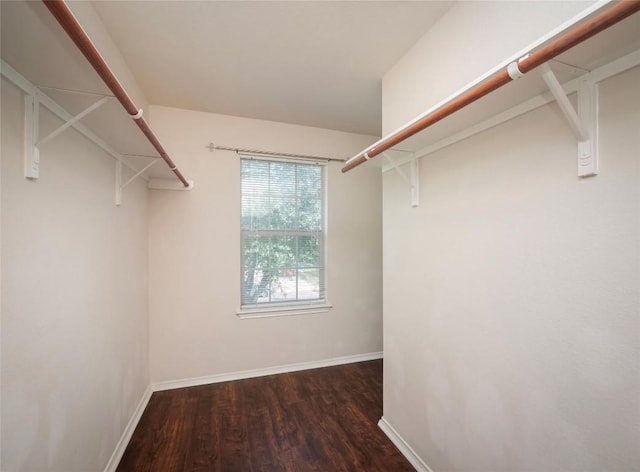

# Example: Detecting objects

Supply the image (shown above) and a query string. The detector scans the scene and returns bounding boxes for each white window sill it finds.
[237,302,332,319]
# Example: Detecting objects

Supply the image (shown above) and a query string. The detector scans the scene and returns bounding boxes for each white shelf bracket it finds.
[23,93,108,180]
[410,158,420,208]
[24,93,40,179]
[116,158,161,206]
[36,95,109,148]
[115,160,123,206]
[382,152,410,184]
[383,152,419,207]
[577,76,598,177]
[121,159,159,190]
[539,63,598,177]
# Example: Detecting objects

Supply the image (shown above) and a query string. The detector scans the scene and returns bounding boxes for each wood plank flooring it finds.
[117,360,414,471]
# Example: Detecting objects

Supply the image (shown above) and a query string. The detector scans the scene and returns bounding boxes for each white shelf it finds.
[364,6,640,170]
[0,0,176,181]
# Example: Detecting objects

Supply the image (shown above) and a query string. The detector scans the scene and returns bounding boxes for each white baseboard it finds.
[153,351,383,392]
[378,416,434,472]
[103,384,153,472]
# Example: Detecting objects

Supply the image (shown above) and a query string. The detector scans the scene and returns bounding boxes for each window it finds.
[240,156,327,315]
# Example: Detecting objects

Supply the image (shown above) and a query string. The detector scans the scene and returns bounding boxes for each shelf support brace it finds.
[24,94,108,180]
[36,96,109,148]
[539,63,598,176]
[383,152,419,207]
[24,92,109,179]
[121,159,159,190]
[24,94,40,179]
[410,158,420,208]
[116,158,161,206]
[115,160,123,206]
[577,75,598,177]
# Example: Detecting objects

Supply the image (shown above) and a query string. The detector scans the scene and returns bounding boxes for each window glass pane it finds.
[297,165,322,230]
[241,160,270,230]
[269,162,296,230]
[269,269,297,303]
[242,268,270,305]
[242,235,270,270]
[298,269,320,300]
[242,235,274,305]
[241,157,325,308]
[269,198,296,230]
[270,235,296,269]
[297,235,320,268]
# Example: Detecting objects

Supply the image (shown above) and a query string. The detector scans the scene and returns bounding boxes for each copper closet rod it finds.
[42,0,190,187]
[342,0,640,173]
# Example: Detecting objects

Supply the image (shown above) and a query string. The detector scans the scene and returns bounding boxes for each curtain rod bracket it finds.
[130,109,143,120]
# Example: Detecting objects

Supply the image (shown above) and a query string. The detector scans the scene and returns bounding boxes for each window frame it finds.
[238,155,330,318]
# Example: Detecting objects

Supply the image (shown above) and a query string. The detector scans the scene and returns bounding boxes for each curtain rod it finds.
[342,0,640,173]
[207,143,346,163]
[43,0,191,187]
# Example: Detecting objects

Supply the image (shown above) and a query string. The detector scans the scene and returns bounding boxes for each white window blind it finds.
[241,157,325,309]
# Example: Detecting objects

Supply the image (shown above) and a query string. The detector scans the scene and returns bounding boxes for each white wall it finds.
[147,106,382,383]
[382,0,594,135]
[381,26,640,472]
[1,78,149,471]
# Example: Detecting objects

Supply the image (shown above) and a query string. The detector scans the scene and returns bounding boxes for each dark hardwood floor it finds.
[117,360,414,471]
